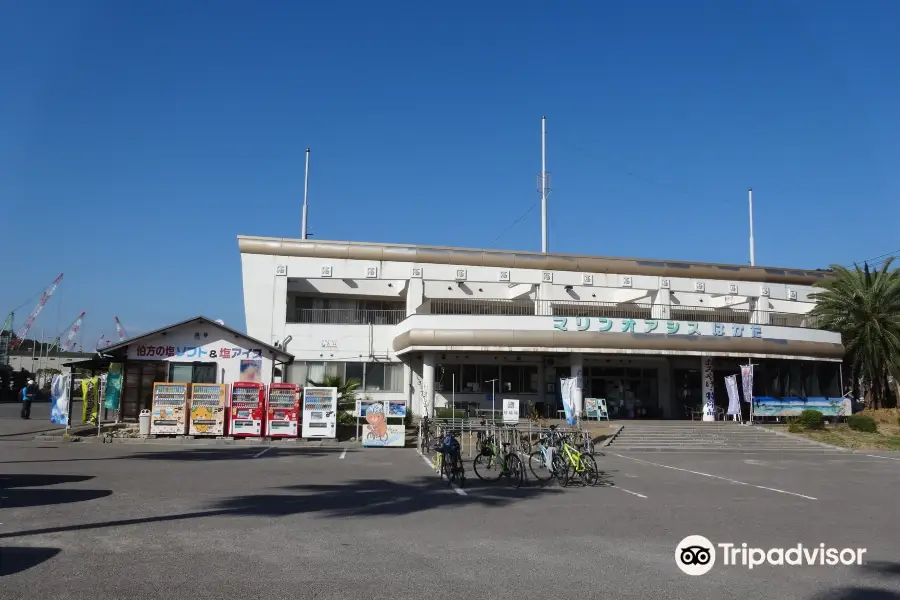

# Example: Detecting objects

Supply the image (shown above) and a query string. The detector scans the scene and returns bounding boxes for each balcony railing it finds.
[421,298,824,329]
[290,308,407,325]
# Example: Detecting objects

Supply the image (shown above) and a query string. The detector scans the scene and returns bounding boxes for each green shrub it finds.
[799,409,824,430]
[848,414,877,433]
[787,418,803,433]
[336,412,356,427]
[435,407,467,420]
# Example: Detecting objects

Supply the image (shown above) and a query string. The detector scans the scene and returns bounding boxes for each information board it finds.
[301,387,337,438]
[189,383,227,436]
[151,383,188,435]
[502,399,520,424]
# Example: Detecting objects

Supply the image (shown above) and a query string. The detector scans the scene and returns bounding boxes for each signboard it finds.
[387,401,407,418]
[753,397,851,418]
[302,387,337,438]
[701,357,716,421]
[189,383,227,436]
[502,399,520,424]
[150,383,188,435]
[585,398,609,421]
[552,317,764,339]
[363,424,406,447]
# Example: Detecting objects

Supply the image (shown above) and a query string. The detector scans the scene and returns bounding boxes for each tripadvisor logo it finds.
[675,535,867,575]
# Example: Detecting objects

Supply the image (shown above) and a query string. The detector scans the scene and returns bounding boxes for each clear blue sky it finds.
[2,1,898,347]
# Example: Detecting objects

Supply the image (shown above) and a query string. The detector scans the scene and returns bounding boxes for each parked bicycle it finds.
[554,432,599,487]
[433,429,465,487]
[472,433,525,488]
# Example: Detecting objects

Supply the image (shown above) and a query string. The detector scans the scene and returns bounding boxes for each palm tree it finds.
[306,374,361,411]
[810,258,900,409]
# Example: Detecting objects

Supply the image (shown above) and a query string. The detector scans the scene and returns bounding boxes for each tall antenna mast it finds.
[301,148,310,240]
[748,187,755,266]
[538,116,551,253]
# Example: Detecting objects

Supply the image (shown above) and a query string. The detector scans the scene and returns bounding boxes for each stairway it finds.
[606,422,848,453]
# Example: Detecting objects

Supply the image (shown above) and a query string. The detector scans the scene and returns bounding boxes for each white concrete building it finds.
[239,236,845,421]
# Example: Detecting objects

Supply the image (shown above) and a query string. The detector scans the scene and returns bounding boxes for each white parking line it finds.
[864,454,900,462]
[420,454,467,496]
[613,486,647,499]
[252,447,272,459]
[612,454,817,501]
[339,448,347,460]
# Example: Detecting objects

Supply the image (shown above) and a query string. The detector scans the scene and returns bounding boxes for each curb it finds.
[598,425,624,448]
[758,425,852,453]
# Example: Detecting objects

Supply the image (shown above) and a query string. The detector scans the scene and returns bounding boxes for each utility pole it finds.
[748,187,756,266]
[485,378,499,423]
[301,148,310,240]
[539,116,550,253]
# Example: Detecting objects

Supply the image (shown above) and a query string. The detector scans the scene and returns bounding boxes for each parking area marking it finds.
[339,448,347,460]
[419,454,467,496]
[612,486,647,499]
[864,454,900,462]
[252,447,273,459]
[612,453,817,501]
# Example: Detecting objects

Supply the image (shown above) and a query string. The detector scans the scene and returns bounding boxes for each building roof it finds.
[97,316,294,364]
[237,235,832,286]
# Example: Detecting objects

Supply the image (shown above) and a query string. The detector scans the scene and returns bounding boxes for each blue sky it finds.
[2,1,898,347]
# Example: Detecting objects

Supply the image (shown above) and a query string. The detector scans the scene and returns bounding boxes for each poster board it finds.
[502,399,520,424]
[189,383,227,436]
[360,400,405,447]
[151,383,189,435]
[585,398,609,421]
[302,386,337,438]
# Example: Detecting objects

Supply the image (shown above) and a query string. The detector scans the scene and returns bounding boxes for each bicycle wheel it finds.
[580,453,600,486]
[473,452,503,482]
[583,436,595,456]
[552,454,569,487]
[506,454,525,488]
[441,454,454,485]
[454,455,466,487]
[519,436,532,455]
[528,450,554,482]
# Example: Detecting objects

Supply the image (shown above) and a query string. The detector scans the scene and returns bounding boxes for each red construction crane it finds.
[114,316,127,341]
[61,312,86,351]
[10,273,64,350]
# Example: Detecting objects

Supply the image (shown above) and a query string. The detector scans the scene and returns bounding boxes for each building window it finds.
[168,362,217,384]
[501,365,539,394]
[363,363,403,392]
[286,360,401,392]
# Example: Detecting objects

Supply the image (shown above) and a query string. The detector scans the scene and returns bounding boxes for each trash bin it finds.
[139,409,151,437]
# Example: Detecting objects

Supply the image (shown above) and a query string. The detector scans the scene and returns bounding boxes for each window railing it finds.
[289,308,407,325]
[419,298,824,329]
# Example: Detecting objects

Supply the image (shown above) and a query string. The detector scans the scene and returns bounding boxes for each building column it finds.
[570,352,584,419]
[701,356,716,422]
[422,352,436,418]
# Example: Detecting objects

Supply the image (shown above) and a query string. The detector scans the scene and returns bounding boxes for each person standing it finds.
[20,378,37,419]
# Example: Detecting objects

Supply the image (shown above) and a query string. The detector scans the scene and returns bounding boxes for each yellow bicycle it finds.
[556,435,600,487]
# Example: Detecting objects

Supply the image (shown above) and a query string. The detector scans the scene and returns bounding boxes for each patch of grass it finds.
[791,424,900,451]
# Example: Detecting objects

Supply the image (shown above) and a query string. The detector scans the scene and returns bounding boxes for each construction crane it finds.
[114,316,127,341]
[9,273,64,350]
[61,312,86,351]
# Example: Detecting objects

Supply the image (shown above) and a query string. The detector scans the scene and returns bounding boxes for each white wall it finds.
[282,323,397,363]
[123,324,279,384]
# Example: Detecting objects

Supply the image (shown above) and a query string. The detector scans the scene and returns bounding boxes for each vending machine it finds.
[189,383,227,436]
[150,383,189,435]
[230,382,265,437]
[301,386,337,439]
[267,383,300,438]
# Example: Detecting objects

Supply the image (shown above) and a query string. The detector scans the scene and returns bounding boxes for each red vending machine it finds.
[230,382,265,437]
[266,383,300,438]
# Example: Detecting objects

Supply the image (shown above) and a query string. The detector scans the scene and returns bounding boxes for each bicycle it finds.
[555,433,599,487]
[527,430,560,482]
[433,430,465,487]
[473,434,525,488]
[420,416,436,454]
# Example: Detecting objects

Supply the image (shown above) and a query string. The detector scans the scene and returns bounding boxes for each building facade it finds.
[239,235,845,420]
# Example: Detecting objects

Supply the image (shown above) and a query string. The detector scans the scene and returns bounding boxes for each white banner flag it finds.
[740,365,754,404]
[725,375,741,416]
[560,377,577,426]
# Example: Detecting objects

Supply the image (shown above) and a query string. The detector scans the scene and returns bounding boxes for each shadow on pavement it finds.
[0,475,561,540]
[0,473,112,509]
[0,445,347,464]
[0,474,95,488]
[808,561,900,599]
[0,546,61,577]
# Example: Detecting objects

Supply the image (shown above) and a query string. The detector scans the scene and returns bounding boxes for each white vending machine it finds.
[301,386,337,439]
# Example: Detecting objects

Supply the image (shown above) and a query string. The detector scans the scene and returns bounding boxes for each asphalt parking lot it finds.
[1,429,899,600]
